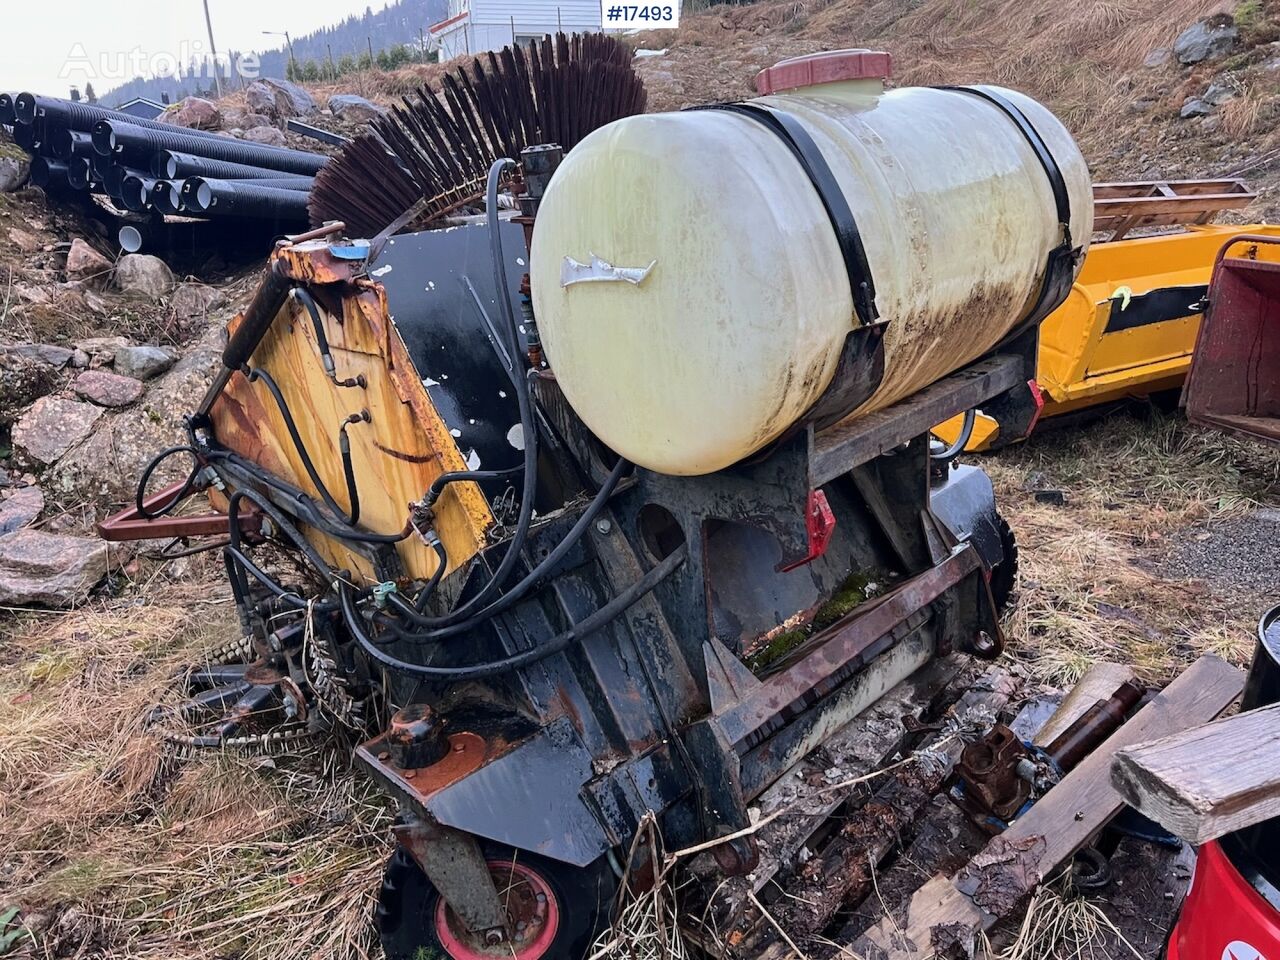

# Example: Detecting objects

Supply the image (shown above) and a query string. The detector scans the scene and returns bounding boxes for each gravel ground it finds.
[1159,509,1280,609]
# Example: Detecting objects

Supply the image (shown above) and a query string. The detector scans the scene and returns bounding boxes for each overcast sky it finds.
[2,0,393,96]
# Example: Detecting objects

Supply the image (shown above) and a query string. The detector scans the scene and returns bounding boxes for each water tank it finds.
[529,50,1093,476]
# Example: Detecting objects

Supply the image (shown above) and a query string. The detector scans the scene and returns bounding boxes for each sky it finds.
[1,0,393,97]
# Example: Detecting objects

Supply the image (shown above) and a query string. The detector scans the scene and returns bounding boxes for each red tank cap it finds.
[754,49,892,95]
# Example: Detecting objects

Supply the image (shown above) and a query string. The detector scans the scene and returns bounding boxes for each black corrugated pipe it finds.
[155,149,319,182]
[52,128,95,161]
[120,173,158,212]
[180,177,310,220]
[13,121,42,152]
[90,153,113,182]
[149,181,183,214]
[0,93,15,125]
[67,157,96,190]
[13,94,225,141]
[184,175,313,195]
[93,119,327,176]
[29,156,70,189]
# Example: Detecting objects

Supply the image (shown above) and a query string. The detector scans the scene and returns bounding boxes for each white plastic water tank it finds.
[529,51,1093,476]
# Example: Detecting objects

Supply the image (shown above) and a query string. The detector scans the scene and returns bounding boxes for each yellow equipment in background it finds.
[935,180,1280,450]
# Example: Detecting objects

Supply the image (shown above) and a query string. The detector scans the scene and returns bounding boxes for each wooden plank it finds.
[1093,193,1255,218]
[1111,702,1280,845]
[810,356,1022,486]
[848,655,1243,958]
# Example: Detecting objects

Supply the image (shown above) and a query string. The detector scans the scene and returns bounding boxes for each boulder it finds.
[0,528,110,607]
[75,335,132,368]
[114,253,175,300]
[65,238,113,286]
[1174,15,1238,64]
[114,344,177,380]
[242,113,274,130]
[163,96,223,131]
[168,283,225,337]
[11,395,103,465]
[0,486,44,535]
[73,369,145,408]
[245,78,317,119]
[242,125,287,147]
[1180,97,1213,118]
[328,94,385,123]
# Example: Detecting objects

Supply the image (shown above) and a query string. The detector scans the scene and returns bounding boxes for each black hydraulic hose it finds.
[339,544,687,681]
[931,408,977,462]
[291,286,363,388]
[415,534,449,612]
[338,412,370,527]
[225,544,312,610]
[93,119,327,176]
[226,486,336,581]
[383,454,630,637]
[155,150,318,182]
[136,444,203,520]
[245,366,355,526]
[401,158,539,627]
[423,465,524,507]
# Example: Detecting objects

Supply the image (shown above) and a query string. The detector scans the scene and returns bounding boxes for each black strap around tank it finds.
[934,85,1073,240]
[688,102,879,328]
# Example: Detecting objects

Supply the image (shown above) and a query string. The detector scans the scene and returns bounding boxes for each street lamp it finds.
[263,30,297,77]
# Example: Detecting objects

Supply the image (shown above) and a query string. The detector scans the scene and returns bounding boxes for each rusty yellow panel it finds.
[212,281,492,586]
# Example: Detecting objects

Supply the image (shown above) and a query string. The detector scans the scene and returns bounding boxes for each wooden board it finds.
[848,654,1243,958]
[1111,701,1280,845]
[214,281,493,584]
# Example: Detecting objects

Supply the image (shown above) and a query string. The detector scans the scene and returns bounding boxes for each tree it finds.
[84,82,97,103]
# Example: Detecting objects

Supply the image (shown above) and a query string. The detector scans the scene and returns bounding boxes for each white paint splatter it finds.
[468,418,475,425]
[422,377,440,387]
[450,428,462,438]
[506,424,525,451]
[371,264,393,277]
[516,257,526,266]
[465,448,481,470]
[498,390,507,398]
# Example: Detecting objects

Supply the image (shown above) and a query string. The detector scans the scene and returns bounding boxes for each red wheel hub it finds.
[434,860,561,960]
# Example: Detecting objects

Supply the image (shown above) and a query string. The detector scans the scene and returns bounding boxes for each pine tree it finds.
[84,82,97,103]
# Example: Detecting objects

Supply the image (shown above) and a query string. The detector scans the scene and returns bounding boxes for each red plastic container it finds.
[1169,840,1280,960]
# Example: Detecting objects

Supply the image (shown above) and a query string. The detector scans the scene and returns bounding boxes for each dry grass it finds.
[989,409,1280,685]
[0,571,390,960]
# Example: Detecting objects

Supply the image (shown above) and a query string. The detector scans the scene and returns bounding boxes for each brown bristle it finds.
[308,32,647,238]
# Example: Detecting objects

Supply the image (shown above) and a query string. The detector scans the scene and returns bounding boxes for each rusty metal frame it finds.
[97,479,261,542]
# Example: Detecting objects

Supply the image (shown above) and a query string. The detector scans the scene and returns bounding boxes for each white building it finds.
[428,0,602,61]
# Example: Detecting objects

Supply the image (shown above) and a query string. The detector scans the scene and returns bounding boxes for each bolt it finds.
[484,929,504,947]
[453,741,465,752]
[535,892,547,904]
[595,518,612,535]
[404,769,416,780]
[377,751,390,762]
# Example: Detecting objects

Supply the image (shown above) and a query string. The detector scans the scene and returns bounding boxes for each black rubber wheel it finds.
[988,514,1018,614]
[377,842,617,960]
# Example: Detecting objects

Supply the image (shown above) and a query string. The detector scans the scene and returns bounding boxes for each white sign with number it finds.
[600,0,680,29]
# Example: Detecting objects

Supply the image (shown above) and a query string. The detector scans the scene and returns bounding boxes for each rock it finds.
[0,156,30,192]
[8,228,40,253]
[162,96,222,130]
[245,78,317,118]
[11,395,103,465]
[73,369,145,407]
[0,528,110,607]
[0,353,60,423]
[168,283,225,337]
[75,336,132,368]
[328,94,385,123]
[114,253,175,300]
[113,343,177,380]
[1201,114,1223,133]
[1204,79,1238,105]
[1143,47,1171,68]
[0,486,44,535]
[241,113,274,130]
[70,348,90,368]
[0,342,74,367]
[242,125,287,147]
[65,238,113,285]
[1174,15,1238,65]
[1180,97,1213,118]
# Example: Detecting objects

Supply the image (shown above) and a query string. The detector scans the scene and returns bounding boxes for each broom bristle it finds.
[308,32,647,238]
